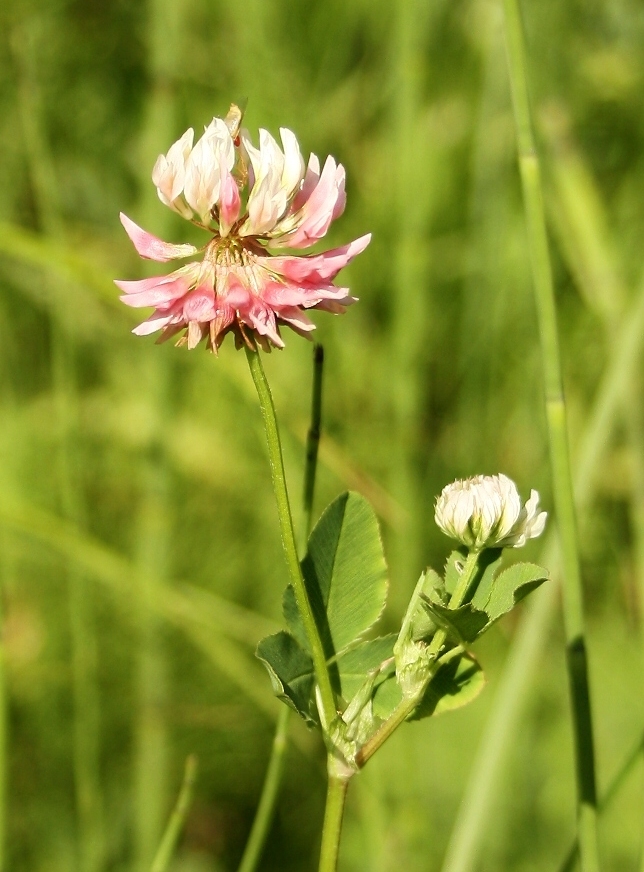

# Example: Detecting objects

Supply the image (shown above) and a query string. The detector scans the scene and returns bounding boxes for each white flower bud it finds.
[434,473,547,551]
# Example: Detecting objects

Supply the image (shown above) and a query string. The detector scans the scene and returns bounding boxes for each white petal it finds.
[279,127,305,196]
[184,120,234,222]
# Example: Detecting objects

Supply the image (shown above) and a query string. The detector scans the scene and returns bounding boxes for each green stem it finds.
[425,550,480,660]
[502,2,599,870]
[237,707,290,872]
[558,731,644,872]
[357,550,480,768]
[302,344,324,550]
[150,755,198,872]
[387,0,431,611]
[238,343,326,872]
[245,347,337,734]
[318,773,350,872]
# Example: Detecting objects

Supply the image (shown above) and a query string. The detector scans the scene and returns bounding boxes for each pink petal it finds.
[331,164,346,221]
[182,288,216,321]
[119,213,198,262]
[314,295,357,314]
[222,276,253,309]
[243,305,284,348]
[276,306,316,332]
[131,311,175,336]
[290,154,320,212]
[259,281,310,308]
[115,268,198,308]
[219,163,241,236]
[275,157,344,248]
[261,280,351,309]
[260,234,371,283]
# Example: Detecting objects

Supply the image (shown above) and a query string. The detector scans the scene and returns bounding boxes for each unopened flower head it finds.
[434,473,547,551]
[115,103,370,352]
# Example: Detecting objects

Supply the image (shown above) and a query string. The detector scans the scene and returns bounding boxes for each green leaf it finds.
[423,567,447,600]
[256,632,316,724]
[410,653,486,720]
[478,562,549,625]
[469,548,504,606]
[410,566,448,642]
[284,492,388,658]
[419,598,488,644]
[423,558,548,642]
[372,650,486,722]
[336,635,396,705]
[373,672,404,720]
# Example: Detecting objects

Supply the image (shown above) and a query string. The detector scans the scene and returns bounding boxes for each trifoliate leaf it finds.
[475,562,549,625]
[419,597,488,644]
[336,635,396,705]
[410,652,485,719]
[468,548,504,604]
[284,492,388,658]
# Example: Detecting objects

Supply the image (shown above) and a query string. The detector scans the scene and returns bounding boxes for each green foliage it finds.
[411,654,486,720]
[443,550,465,597]
[335,635,396,706]
[371,646,485,722]
[260,487,542,741]
[420,599,488,644]
[472,562,550,622]
[283,491,388,656]
[421,559,549,644]
[256,632,316,724]
[259,491,390,724]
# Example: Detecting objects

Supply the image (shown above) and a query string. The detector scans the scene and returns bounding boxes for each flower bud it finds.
[434,473,547,551]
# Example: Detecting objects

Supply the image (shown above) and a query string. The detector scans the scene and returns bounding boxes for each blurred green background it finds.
[0,0,643,869]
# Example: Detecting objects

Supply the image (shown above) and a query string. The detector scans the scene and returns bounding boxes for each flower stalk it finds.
[238,343,326,872]
[245,345,337,732]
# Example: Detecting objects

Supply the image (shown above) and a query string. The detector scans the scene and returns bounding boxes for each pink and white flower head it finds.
[434,473,547,552]
[116,103,370,352]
